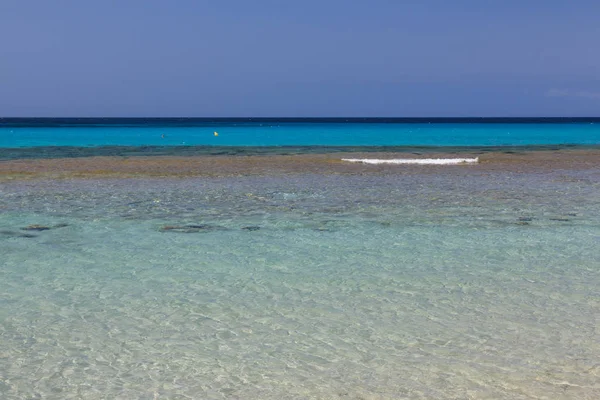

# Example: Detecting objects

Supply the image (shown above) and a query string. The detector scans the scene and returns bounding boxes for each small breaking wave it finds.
[341,157,479,165]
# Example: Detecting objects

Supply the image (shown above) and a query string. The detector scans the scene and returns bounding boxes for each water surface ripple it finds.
[1,167,599,399]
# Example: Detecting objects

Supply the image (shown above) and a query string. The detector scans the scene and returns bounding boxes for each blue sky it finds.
[1,0,599,116]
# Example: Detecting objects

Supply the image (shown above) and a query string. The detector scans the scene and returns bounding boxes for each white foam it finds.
[341,157,479,165]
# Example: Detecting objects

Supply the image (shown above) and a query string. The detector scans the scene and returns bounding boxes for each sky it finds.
[1,0,599,117]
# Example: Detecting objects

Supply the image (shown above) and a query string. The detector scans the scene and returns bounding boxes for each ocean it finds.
[1,119,599,399]
[2,118,600,149]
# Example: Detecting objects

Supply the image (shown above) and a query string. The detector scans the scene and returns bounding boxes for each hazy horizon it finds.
[2,1,599,117]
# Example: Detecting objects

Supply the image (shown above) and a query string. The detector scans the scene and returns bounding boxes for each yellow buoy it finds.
[214,131,219,137]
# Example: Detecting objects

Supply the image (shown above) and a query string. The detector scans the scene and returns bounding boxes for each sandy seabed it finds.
[1,148,599,399]
[0,149,599,181]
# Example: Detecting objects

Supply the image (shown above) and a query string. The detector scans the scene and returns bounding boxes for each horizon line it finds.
[2,116,600,120]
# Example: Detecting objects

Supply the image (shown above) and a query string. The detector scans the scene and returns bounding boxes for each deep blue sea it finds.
[1,119,599,399]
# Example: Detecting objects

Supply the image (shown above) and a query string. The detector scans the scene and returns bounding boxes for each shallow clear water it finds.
[1,169,599,399]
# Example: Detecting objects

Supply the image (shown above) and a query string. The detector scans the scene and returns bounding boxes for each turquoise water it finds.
[2,119,600,148]
[1,121,600,399]
[1,168,600,399]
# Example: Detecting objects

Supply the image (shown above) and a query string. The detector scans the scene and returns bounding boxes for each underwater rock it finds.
[1,230,37,238]
[19,223,68,231]
[518,217,534,222]
[549,217,570,222]
[160,224,228,233]
[241,226,261,231]
[21,225,51,231]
